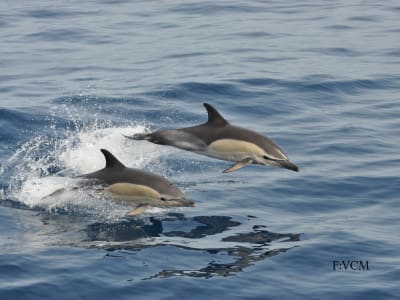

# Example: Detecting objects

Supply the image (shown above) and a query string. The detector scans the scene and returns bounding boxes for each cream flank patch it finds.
[108,183,161,199]
[208,139,266,156]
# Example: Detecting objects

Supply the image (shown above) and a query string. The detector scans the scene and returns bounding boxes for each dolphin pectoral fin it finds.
[127,204,151,216]
[223,158,253,173]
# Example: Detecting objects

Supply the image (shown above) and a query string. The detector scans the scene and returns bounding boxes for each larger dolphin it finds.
[81,149,194,215]
[125,103,299,173]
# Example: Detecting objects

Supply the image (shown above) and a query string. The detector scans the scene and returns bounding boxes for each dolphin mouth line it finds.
[161,197,196,207]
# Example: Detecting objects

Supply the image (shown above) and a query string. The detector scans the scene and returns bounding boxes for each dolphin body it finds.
[81,149,194,215]
[126,103,298,173]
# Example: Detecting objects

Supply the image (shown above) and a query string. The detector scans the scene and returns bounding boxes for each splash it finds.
[0,109,169,219]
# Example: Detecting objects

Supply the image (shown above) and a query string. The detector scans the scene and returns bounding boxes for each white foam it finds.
[1,119,169,218]
[18,176,75,207]
[58,126,157,174]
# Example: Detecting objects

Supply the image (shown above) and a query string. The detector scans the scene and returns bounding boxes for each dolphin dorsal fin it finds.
[100,149,125,169]
[204,103,229,126]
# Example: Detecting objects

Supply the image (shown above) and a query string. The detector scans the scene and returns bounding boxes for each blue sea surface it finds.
[1,1,400,299]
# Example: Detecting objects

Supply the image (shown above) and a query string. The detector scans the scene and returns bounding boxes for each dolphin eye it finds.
[263,155,270,160]
[160,197,167,201]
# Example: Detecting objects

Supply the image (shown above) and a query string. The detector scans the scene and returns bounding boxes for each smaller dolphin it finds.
[81,149,194,215]
[125,103,298,173]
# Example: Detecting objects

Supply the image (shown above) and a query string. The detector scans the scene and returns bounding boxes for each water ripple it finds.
[1,0,399,298]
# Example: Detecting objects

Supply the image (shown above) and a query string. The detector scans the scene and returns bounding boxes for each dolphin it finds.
[80,149,194,215]
[125,103,298,173]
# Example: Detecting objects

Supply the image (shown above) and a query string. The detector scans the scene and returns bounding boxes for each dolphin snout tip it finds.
[289,163,299,172]
[278,160,299,172]
[183,199,196,207]
[188,201,196,207]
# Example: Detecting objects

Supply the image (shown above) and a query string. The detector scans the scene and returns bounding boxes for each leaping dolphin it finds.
[81,149,194,215]
[125,103,299,173]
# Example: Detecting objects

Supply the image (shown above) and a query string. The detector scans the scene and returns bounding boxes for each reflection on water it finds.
[2,200,300,280]
[86,217,164,241]
[150,246,293,279]
[82,213,300,279]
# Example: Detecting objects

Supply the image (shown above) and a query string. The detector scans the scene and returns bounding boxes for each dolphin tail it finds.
[40,186,80,200]
[124,131,168,145]
[41,187,67,200]
[123,133,152,141]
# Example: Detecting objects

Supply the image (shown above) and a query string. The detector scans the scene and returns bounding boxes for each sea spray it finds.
[0,106,168,218]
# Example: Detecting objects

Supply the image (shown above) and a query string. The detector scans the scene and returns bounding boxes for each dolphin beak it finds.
[278,160,299,172]
[163,198,195,207]
[184,199,196,207]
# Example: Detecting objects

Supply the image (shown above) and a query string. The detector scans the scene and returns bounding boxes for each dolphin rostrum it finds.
[125,103,299,173]
[81,149,194,215]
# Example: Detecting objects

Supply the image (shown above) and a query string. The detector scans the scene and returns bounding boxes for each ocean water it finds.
[1,0,399,299]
